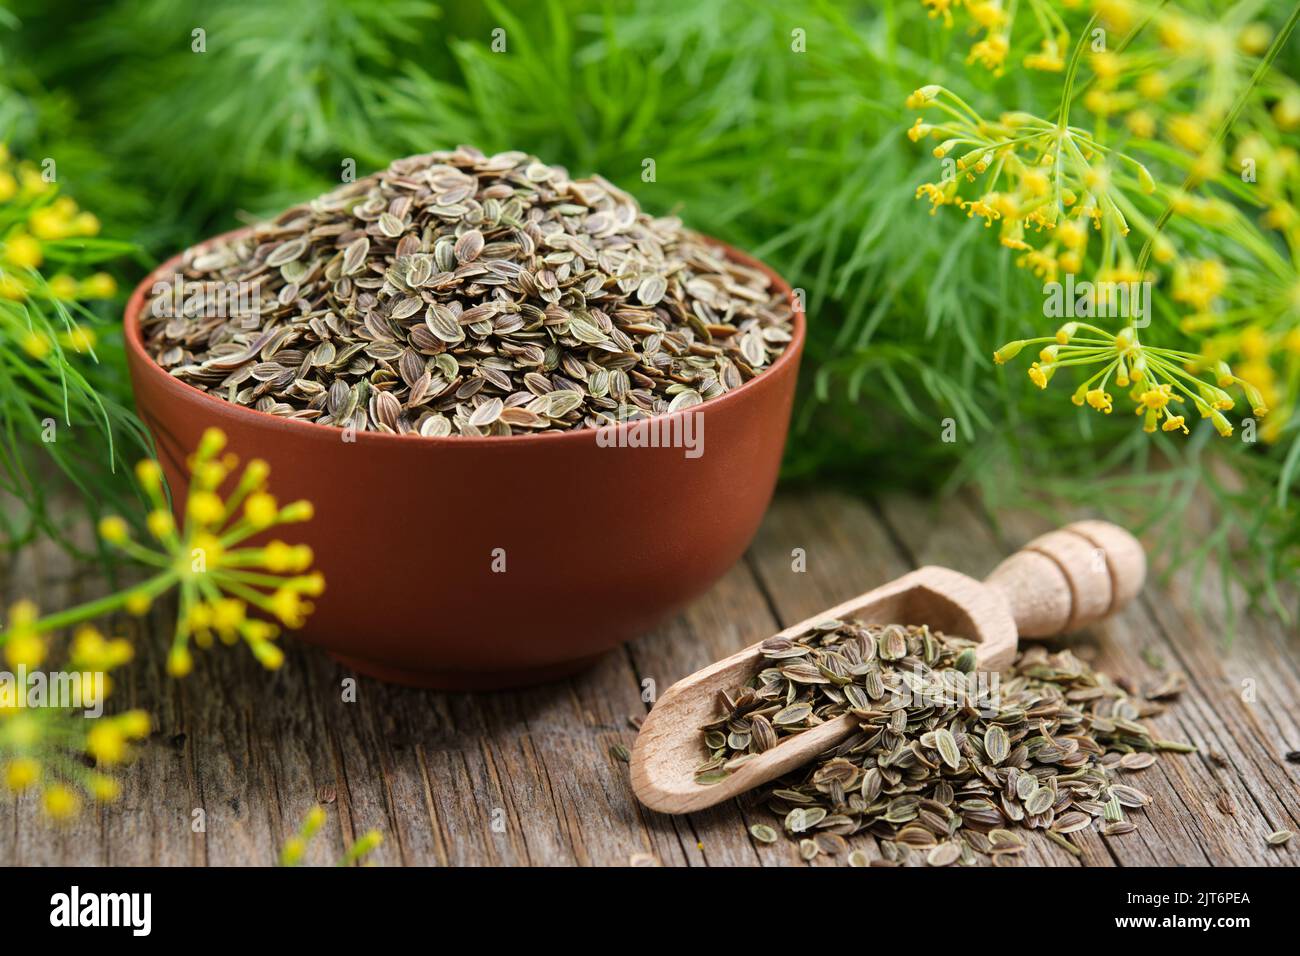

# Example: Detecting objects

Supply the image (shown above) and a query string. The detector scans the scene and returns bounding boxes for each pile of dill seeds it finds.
[700,620,1192,866]
[143,146,794,436]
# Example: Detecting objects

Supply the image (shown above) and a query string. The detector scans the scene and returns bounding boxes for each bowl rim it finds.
[123,226,806,448]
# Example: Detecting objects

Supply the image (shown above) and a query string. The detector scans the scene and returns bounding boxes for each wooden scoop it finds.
[630,520,1145,815]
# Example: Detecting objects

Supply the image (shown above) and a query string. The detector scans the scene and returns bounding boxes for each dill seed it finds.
[144,146,794,436]
[695,619,1191,866]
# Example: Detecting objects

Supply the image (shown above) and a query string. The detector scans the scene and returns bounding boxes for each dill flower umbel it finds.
[0,428,320,819]
[98,427,321,676]
[910,1,1298,438]
[995,321,1265,437]
[0,610,146,819]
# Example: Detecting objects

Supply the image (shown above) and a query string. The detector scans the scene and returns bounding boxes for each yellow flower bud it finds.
[146,509,175,540]
[136,459,164,491]
[98,515,129,544]
[281,837,306,866]
[43,784,80,820]
[79,272,117,299]
[87,722,128,765]
[269,589,309,628]
[60,324,97,352]
[167,645,194,678]
[90,774,121,802]
[72,212,101,237]
[5,632,46,669]
[243,458,271,489]
[187,491,225,527]
[992,340,1026,365]
[20,330,51,359]
[197,427,227,459]
[211,598,246,637]
[48,274,78,299]
[4,757,40,791]
[3,232,43,269]
[245,493,279,528]
[280,500,314,523]
[118,710,152,738]
[28,207,68,240]
[253,640,285,670]
[125,590,153,616]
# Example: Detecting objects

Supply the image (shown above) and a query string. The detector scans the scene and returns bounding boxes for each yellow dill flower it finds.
[4,757,40,791]
[167,645,194,678]
[245,493,279,528]
[89,775,121,802]
[967,34,1009,74]
[1275,93,1300,132]
[187,491,225,527]
[86,722,128,765]
[3,232,43,269]
[20,329,51,359]
[905,85,942,109]
[146,509,175,540]
[1086,389,1114,414]
[962,195,1002,227]
[1167,114,1210,153]
[269,589,311,628]
[124,591,152,616]
[921,0,955,27]
[97,515,129,544]
[1157,16,1196,53]
[916,181,958,214]
[28,206,71,240]
[966,1,1005,30]
[42,784,80,820]
[78,272,117,299]
[5,630,45,669]
[48,274,78,299]
[1126,110,1156,138]
[1024,40,1064,72]
[59,324,97,353]
[1172,259,1228,312]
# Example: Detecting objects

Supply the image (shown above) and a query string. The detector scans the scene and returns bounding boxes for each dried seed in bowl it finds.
[142,146,795,436]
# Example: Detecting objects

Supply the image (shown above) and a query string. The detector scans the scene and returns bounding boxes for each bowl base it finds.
[328,651,608,690]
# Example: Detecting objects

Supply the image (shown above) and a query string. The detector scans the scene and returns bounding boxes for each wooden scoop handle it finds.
[984,520,1145,638]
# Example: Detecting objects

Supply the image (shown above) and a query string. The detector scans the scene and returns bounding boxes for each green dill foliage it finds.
[0,275,148,556]
[0,0,1296,623]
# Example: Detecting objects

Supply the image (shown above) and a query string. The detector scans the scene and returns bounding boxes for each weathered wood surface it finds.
[1,489,1297,866]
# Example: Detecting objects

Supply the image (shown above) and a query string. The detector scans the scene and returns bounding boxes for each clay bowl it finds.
[123,229,804,689]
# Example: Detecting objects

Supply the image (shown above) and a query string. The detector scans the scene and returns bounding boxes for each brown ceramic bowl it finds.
[123,230,804,689]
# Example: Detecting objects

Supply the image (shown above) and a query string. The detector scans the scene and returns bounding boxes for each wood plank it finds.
[4,486,1295,866]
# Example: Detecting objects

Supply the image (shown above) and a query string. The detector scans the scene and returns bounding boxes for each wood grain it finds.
[1,487,1296,865]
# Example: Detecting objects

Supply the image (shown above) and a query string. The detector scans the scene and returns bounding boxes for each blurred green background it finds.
[1,0,1296,626]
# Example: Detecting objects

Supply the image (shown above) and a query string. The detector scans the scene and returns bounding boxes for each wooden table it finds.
[3,490,1298,865]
